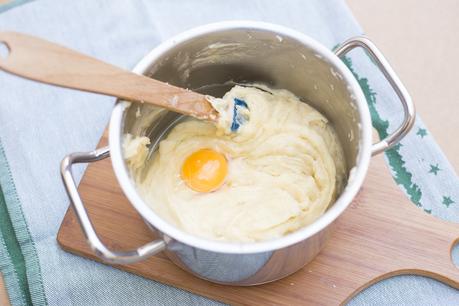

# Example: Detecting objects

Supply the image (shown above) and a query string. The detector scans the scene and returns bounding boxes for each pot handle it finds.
[60,146,166,264]
[334,36,416,155]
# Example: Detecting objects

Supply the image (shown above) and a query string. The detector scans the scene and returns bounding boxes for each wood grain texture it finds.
[57,133,459,305]
[0,32,217,120]
[0,274,11,306]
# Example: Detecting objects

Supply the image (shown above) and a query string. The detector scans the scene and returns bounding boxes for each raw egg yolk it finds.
[181,149,228,193]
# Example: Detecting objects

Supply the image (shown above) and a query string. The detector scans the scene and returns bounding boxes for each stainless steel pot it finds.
[61,21,415,285]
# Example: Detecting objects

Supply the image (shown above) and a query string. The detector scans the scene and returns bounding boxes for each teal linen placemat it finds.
[0,0,458,305]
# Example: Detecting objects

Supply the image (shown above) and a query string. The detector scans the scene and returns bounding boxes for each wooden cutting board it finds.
[57,131,459,305]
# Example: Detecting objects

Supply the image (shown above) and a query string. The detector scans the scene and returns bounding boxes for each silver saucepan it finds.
[61,21,415,285]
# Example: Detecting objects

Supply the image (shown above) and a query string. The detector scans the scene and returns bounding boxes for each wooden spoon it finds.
[0,32,218,121]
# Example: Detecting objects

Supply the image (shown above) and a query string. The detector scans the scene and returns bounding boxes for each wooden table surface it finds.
[1,0,458,305]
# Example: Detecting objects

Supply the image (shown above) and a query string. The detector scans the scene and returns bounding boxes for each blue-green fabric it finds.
[0,0,457,305]
[0,0,30,13]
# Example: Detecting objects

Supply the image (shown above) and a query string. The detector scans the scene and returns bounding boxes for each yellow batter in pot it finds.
[123,85,346,242]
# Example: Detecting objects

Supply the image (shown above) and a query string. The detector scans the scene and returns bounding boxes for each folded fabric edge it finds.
[0,140,48,306]
[0,0,32,14]
[0,230,27,306]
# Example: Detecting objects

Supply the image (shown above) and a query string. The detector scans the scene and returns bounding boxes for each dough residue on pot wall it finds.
[123,85,346,242]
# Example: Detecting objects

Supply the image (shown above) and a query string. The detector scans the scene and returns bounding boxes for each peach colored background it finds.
[348,0,459,171]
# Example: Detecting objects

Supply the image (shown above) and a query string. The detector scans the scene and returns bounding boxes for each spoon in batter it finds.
[0,31,248,126]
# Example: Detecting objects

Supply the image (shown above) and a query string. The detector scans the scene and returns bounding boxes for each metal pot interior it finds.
[122,27,362,202]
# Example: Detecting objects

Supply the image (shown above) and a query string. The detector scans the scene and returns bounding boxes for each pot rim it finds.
[108,20,372,254]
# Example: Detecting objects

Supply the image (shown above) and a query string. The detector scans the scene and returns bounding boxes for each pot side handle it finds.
[60,146,166,264]
[334,36,416,155]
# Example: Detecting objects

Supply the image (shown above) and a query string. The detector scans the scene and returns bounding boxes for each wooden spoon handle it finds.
[0,32,217,120]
